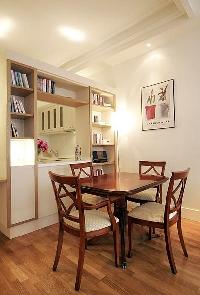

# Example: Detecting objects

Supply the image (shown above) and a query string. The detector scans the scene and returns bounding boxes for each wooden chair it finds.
[127,169,190,274]
[49,171,119,291]
[70,162,107,206]
[126,161,166,208]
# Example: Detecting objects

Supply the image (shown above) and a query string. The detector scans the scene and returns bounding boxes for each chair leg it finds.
[164,225,177,274]
[113,224,120,267]
[53,224,64,271]
[149,227,152,240]
[127,218,133,258]
[75,236,86,291]
[177,217,188,257]
[85,239,88,250]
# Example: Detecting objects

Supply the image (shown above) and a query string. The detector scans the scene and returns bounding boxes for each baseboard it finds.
[0,222,10,237]
[182,207,200,222]
[9,213,58,239]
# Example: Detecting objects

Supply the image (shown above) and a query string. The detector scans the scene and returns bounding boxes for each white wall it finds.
[90,23,200,221]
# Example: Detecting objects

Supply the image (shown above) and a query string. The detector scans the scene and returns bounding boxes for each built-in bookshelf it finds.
[8,60,36,139]
[90,87,117,175]
[6,60,37,228]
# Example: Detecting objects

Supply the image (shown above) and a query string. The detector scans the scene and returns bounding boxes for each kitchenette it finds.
[0,52,117,239]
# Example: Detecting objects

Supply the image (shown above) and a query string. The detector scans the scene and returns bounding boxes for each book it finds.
[22,74,29,88]
[11,70,16,86]
[11,122,19,137]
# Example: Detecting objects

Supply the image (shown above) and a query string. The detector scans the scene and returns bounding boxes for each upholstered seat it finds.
[128,202,177,223]
[130,188,156,202]
[82,193,106,205]
[64,209,119,232]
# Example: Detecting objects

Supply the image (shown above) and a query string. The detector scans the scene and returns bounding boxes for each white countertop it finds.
[37,158,91,167]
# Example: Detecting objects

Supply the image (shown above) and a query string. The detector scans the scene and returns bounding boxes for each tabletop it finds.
[81,172,168,196]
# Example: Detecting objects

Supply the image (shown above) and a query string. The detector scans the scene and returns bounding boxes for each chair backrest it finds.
[49,171,85,230]
[70,162,94,180]
[139,161,166,178]
[165,169,190,221]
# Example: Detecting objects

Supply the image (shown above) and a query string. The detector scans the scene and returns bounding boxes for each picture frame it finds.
[141,79,175,131]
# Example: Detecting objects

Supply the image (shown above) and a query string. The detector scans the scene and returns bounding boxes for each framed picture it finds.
[141,79,175,131]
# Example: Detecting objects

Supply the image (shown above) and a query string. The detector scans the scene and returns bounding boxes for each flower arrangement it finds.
[37,138,48,153]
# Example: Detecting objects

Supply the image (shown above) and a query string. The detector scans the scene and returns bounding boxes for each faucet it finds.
[50,148,59,158]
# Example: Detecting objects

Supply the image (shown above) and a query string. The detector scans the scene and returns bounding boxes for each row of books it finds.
[11,122,19,138]
[11,70,30,88]
[93,132,104,144]
[10,96,26,113]
[37,77,55,94]
[92,93,112,107]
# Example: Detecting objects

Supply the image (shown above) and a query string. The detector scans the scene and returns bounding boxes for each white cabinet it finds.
[38,104,75,134]
[11,165,35,225]
[38,164,71,218]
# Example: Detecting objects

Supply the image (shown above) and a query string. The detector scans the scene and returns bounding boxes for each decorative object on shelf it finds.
[11,70,30,88]
[37,77,55,94]
[11,122,19,137]
[92,151,108,163]
[37,138,49,155]
[10,95,26,113]
[141,79,175,131]
[92,92,112,107]
[94,168,104,176]
[75,144,81,161]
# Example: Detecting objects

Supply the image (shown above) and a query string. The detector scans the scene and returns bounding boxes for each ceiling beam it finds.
[60,3,185,73]
[173,0,200,17]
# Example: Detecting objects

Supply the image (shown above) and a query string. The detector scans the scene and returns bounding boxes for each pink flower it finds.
[37,138,48,152]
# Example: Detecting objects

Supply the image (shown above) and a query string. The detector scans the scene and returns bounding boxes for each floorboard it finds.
[0,219,199,295]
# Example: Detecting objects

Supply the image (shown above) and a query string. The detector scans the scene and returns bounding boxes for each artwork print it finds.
[141,79,175,131]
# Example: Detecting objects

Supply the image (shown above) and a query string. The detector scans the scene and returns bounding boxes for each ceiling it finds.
[0,0,199,77]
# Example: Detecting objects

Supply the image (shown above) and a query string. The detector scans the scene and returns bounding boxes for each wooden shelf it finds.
[11,112,34,120]
[93,161,115,166]
[92,144,114,147]
[10,137,34,140]
[92,122,111,128]
[92,104,114,112]
[11,85,34,97]
[37,91,88,108]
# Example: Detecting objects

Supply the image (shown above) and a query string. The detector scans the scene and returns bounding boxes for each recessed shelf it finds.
[37,91,88,108]
[11,112,34,120]
[92,104,114,112]
[92,144,114,147]
[93,161,115,166]
[92,122,112,128]
[11,85,34,97]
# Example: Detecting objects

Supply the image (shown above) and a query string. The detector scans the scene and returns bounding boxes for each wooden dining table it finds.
[80,172,168,269]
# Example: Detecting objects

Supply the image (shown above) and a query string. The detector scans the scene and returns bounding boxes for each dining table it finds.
[80,172,168,269]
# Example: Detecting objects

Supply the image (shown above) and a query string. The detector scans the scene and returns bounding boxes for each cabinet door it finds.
[63,107,75,130]
[11,165,35,225]
[38,165,71,218]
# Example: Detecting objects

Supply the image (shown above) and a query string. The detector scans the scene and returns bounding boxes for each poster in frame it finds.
[141,79,175,131]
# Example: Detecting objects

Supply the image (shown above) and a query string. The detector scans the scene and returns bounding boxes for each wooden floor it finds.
[0,219,199,295]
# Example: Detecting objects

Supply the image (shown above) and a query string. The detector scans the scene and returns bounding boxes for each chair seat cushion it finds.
[129,188,156,202]
[128,202,177,223]
[82,193,106,205]
[64,210,119,232]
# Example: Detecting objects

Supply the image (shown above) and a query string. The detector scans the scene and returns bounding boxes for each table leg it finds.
[116,197,127,269]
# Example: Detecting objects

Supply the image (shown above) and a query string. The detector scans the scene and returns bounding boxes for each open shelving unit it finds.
[7,59,37,227]
[90,87,117,175]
